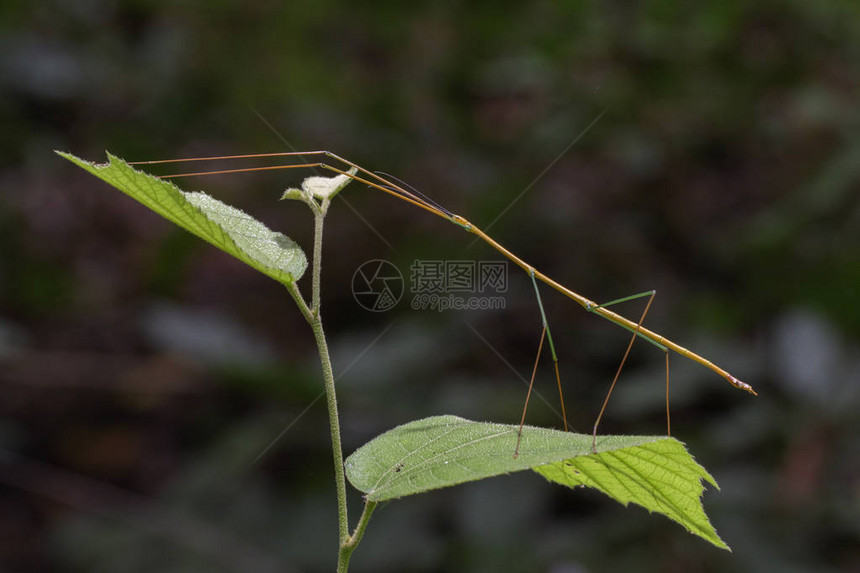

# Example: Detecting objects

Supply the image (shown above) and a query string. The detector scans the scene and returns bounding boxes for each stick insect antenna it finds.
[373,171,455,219]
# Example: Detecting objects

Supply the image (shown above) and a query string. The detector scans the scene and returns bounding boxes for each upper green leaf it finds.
[345,415,728,550]
[57,152,307,285]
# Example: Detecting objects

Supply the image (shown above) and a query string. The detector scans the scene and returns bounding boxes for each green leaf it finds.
[534,438,728,550]
[57,151,307,285]
[345,415,728,550]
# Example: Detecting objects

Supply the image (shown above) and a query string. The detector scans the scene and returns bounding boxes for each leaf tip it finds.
[55,150,79,162]
[280,187,305,201]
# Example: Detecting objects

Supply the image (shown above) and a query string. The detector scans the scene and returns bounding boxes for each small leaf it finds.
[302,173,350,199]
[345,415,728,549]
[58,152,307,285]
[281,169,356,202]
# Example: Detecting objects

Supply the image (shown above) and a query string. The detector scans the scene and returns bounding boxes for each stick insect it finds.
[130,150,757,452]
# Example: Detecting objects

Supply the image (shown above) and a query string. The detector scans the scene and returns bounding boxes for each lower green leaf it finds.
[345,415,728,549]
[534,438,728,550]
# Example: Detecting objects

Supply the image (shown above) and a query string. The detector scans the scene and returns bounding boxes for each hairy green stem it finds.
[339,501,378,567]
[310,312,351,569]
[308,206,371,572]
[311,204,325,317]
[311,212,349,543]
[288,198,373,572]
[285,282,313,323]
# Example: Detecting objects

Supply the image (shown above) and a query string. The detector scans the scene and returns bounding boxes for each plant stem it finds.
[311,202,325,317]
[339,501,378,567]
[287,201,374,571]
[305,208,357,572]
[285,282,313,323]
[310,312,349,545]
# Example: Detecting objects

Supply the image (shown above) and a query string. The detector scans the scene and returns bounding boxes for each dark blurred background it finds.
[2,1,859,572]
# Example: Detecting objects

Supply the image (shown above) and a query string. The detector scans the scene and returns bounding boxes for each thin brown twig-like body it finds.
[136,151,757,399]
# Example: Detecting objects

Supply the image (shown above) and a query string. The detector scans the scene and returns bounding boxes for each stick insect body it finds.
[132,150,757,448]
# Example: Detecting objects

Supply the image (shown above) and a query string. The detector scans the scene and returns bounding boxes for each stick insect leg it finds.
[529,271,568,432]
[590,290,669,452]
[514,326,547,459]
[665,351,671,437]
[515,270,569,458]
[515,271,569,456]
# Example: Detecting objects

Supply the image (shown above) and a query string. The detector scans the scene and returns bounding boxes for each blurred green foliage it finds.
[1,1,859,572]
